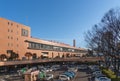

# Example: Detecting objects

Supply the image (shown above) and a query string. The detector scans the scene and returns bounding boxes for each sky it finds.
[0,0,120,48]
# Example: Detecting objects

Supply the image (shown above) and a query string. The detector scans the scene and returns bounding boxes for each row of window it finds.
[8,43,19,47]
[8,36,18,40]
[8,29,19,35]
[8,22,19,28]
[8,29,13,32]
[8,28,29,37]
[8,22,29,37]
[28,42,81,53]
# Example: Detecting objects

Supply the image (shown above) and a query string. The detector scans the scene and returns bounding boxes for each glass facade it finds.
[27,42,81,53]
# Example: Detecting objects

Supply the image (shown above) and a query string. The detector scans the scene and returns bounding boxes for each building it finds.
[0,18,87,61]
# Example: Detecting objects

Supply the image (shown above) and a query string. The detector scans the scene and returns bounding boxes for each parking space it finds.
[0,70,91,81]
[0,73,24,81]
[46,67,91,81]
[0,63,94,81]
[73,71,90,81]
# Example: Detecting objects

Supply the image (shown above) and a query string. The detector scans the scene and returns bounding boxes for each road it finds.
[73,70,91,81]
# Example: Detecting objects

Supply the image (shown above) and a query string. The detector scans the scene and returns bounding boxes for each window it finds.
[29,43,32,48]
[41,44,44,48]
[60,48,63,51]
[8,22,9,25]
[17,25,19,28]
[17,31,18,34]
[21,29,28,37]
[31,43,35,48]
[8,36,9,39]
[36,44,40,49]
[17,44,19,47]
[11,37,13,39]
[11,23,13,26]
[17,38,18,40]
[11,30,13,32]
[8,43,10,46]
[8,29,10,32]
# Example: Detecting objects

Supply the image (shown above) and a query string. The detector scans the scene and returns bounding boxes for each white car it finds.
[46,68,53,72]
[68,67,77,72]
[95,76,111,81]
[39,67,49,72]
[92,71,102,77]
[59,74,70,81]
[45,74,54,81]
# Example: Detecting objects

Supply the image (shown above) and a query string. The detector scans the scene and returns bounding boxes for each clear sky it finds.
[0,0,120,48]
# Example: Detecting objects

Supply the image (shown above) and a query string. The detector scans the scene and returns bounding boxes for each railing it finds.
[0,57,104,66]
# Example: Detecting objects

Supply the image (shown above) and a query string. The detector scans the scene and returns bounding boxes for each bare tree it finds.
[85,8,120,77]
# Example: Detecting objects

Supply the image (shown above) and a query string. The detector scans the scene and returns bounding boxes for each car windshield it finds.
[99,77,108,80]
[96,75,106,78]
[60,76,66,78]
[46,75,50,77]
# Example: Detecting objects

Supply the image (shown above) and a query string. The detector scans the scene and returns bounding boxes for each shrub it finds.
[111,78,120,81]
[101,68,120,81]
[102,69,116,78]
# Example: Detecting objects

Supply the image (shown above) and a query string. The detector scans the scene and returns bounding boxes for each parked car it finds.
[63,72,74,79]
[68,67,77,72]
[64,71,75,78]
[89,65,100,72]
[46,67,53,72]
[45,74,54,81]
[54,79,63,81]
[38,67,50,72]
[92,71,102,77]
[17,67,28,76]
[77,65,88,70]
[59,74,70,81]
[51,66,60,71]
[95,76,111,81]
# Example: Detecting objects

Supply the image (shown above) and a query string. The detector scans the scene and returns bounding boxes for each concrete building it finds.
[0,18,87,60]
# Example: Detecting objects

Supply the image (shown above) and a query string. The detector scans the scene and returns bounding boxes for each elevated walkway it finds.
[0,57,104,66]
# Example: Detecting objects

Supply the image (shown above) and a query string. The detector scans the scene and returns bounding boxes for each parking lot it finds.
[48,70,91,81]
[0,67,91,81]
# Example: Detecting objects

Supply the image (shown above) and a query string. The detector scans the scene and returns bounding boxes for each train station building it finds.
[0,18,87,61]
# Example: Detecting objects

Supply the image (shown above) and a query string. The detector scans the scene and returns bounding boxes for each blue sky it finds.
[0,0,120,48]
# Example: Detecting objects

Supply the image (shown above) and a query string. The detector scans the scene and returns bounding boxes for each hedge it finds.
[101,68,120,81]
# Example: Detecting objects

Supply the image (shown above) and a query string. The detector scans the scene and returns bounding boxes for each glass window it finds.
[21,28,28,37]
[11,37,13,39]
[11,30,13,32]
[8,36,9,39]
[41,44,44,48]
[8,43,10,46]
[17,31,18,34]
[11,23,13,26]
[36,44,39,49]
[28,43,31,48]
[17,25,19,28]
[8,22,9,25]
